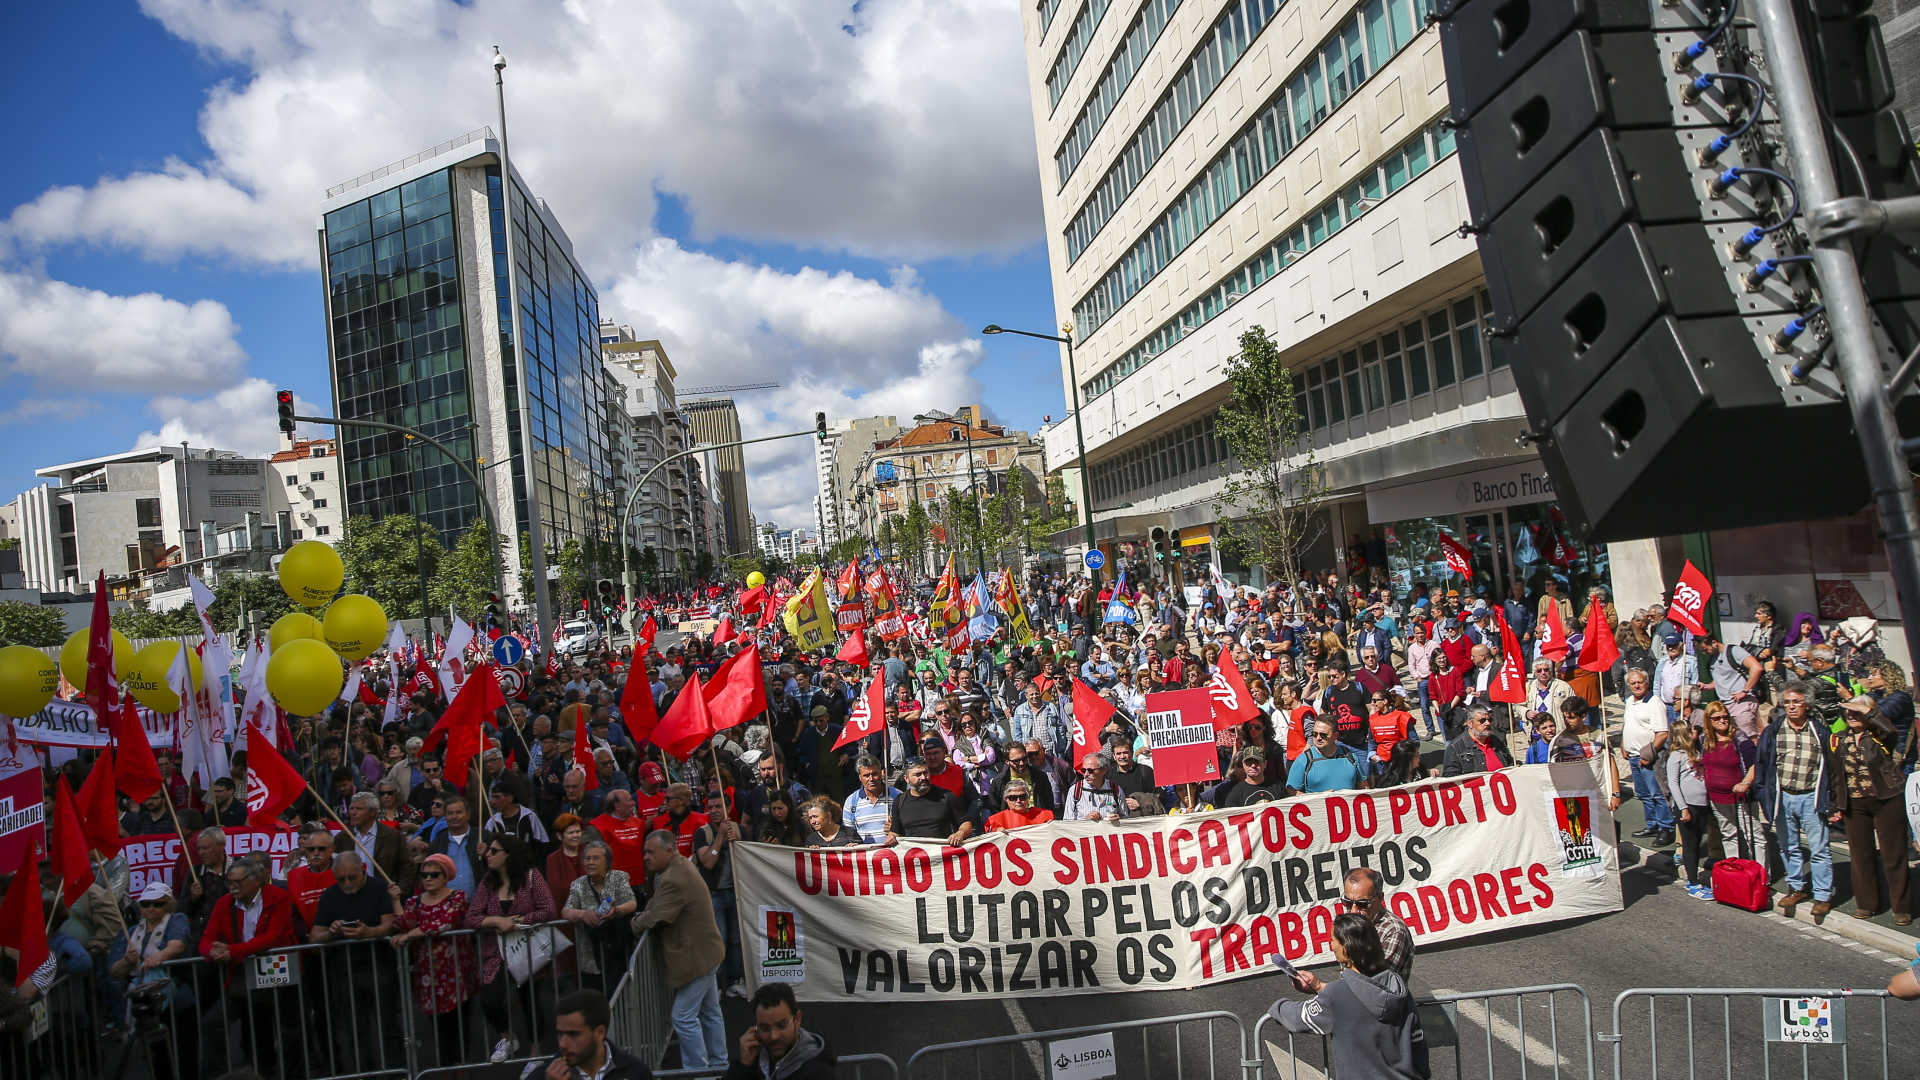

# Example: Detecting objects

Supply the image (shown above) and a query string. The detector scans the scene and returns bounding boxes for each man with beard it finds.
[725,982,835,1079]
[885,759,971,847]
[648,783,710,857]
[523,990,652,1079]
[990,741,1056,814]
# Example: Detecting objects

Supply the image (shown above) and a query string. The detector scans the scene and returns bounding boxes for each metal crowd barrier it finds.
[654,1052,900,1078]
[607,929,673,1066]
[0,969,104,1080]
[1603,987,1899,1080]
[904,1010,1249,1080]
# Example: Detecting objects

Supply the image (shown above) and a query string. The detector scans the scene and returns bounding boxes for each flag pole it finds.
[300,781,399,888]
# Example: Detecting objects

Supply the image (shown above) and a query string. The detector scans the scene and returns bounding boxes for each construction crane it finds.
[677,381,782,396]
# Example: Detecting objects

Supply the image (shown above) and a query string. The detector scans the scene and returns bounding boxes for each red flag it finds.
[245,719,305,827]
[0,841,51,991]
[1488,610,1528,704]
[75,748,122,857]
[835,629,870,669]
[1207,650,1263,731]
[620,670,660,747]
[832,676,886,751]
[1068,678,1111,767]
[82,571,119,721]
[442,662,507,784]
[51,780,93,905]
[1538,594,1570,662]
[1666,559,1712,636]
[713,616,735,645]
[653,673,715,761]
[701,643,768,733]
[758,594,782,630]
[636,615,658,654]
[112,697,162,803]
[834,562,862,599]
[1577,599,1621,673]
[1439,532,1473,579]
[572,707,599,790]
[356,672,384,707]
[739,586,768,616]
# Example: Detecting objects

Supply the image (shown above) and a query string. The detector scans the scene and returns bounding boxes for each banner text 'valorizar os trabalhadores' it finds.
[731,763,1622,1001]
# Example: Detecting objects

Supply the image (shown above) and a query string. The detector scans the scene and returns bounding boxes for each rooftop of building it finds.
[35,445,248,486]
[270,437,336,464]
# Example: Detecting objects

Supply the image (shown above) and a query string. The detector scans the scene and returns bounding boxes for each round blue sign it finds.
[1083,549,1106,571]
[492,634,526,666]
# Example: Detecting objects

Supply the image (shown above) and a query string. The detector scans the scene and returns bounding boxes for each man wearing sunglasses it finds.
[1063,751,1126,823]
[1326,867,1413,982]
[1286,718,1366,795]
[286,823,339,931]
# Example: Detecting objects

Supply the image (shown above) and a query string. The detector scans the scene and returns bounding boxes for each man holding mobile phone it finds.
[310,851,399,1072]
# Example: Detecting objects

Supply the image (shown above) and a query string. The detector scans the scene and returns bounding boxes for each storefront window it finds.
[1380,503,1612,607]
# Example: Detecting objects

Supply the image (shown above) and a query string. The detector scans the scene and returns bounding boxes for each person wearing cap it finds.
[1653,632,1696,723]
[1219,747,1285,807]
[111,880,192,1020]
[388,852,477,1068]
[486,780,552,857]
[634,760,669,818]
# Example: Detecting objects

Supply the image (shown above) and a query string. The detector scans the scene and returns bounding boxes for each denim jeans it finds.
[1416,677,1435,733]
[711,888,743,987]
[1629,758,1675,830]
[670,969,727,1068]
[1774,790,1834,900]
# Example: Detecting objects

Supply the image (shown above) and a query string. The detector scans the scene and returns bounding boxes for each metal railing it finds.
[608,928,673,1066]
[0,969,104,1080]
[324,127,494,198]
[655,1053,900,1079]
[904,1009,1249,1080]
[1603,987,1898,1080]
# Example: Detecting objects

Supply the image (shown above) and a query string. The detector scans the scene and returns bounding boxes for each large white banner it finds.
[11,700,173,749]
[732,763,1621,1001]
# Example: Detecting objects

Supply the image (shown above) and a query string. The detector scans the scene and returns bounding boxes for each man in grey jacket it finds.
[1269,913,1429,1079]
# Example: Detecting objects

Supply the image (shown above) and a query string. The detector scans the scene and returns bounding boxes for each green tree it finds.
[0,600,73,647]
[338,514,445,619]
[827,536,868,565]
[434,520,502,621]
[1214,325,1329,588]
[555,539,589,613]
[1024,473,1074,551]
[637,546,661,590]
[877,517,896,563]
[900,499,931,579]
[695,551,716,582]
[112,604,200,639]
[205,575,297,632]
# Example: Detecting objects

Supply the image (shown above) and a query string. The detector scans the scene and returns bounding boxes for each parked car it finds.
[556,619,603,655]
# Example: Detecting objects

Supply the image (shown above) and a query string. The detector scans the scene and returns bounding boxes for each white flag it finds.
[439,617,474,697]
[189,574,217,644]
[171,643,227,788]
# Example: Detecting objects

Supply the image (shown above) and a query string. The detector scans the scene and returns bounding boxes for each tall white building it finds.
[270,436,344,543]
[601,325,704,587]
[1014,0,1665,607]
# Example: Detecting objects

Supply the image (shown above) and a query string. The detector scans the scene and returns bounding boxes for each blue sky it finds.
[0,0,1065,528]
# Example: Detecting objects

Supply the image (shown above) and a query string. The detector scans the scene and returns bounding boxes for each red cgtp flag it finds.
[1577,599,1621,673]
[245,719,306,827]
[51,779,94,905]
[82,571,119,722]
[572,708,598,791]
[75,747,122,857]
[834,561,861,600]
[636,615,658,653]
[833,675,886,752]
[758,594,782,630]
[835,629,869,669]
[1207,650,1262,731]
[1538,594,1570,662]
[738,586,768,616]
[653,673,715,761]
[1666,559,1713,636]
[442,662,507,784]
[0,841,52,991]
[113,697,163,803]
[1068,678,1111,768]
[620,669,661,747]
[1489,609,1528,704]
[701,643,768,734]
[1439,532,1473,580]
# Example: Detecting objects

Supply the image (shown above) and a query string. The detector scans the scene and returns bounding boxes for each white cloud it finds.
[6,0,1040,274]
[0,269,247,392]
[130,378,323,457]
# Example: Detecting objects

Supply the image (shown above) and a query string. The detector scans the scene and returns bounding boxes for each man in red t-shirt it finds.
[284,824,337,931]
[589,789,651,881]
[633,761,668,818]
[646,783,710,857]
[920,738,967,800]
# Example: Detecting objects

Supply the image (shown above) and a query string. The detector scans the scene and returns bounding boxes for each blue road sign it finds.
[1083,548,1105,571]
[492,634,526,666]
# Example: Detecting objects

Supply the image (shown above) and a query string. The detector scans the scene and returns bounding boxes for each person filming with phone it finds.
[1268,913,1428,1079]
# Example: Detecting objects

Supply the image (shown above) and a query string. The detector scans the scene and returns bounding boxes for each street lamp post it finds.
[981,324,1099,587]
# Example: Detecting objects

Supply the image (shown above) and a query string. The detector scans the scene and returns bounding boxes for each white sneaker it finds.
[725,981,747,999]
[489,1035,519,1063]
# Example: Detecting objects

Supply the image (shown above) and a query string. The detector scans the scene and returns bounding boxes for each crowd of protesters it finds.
[4,555,1918,1077]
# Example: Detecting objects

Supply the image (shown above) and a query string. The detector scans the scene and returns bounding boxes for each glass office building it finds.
[320,130,616,597]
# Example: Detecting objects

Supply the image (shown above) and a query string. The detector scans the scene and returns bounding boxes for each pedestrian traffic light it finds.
[484,592,503,630]
[596,578,616,615]
[1169,528,1183,560]
[1151,527,1168,561]
[276,390,296,436]
[815,412,828,441]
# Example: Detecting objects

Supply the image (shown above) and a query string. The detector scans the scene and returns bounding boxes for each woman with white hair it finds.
[108,881,193,1024]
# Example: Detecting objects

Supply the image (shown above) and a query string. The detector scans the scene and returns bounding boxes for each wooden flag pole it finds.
[301,781,400,888]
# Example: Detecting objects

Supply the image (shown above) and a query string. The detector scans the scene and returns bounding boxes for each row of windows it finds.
[323,170,450,256]
[1046,0,1114,109]
[1089,412,1232,507]
[1062,0,1284,262]
[1303,293,1502,430]
[1054,0,1184,187]
[1040,0,1067,35]
[1072,0,1436,335]
[1081,120,1455,400]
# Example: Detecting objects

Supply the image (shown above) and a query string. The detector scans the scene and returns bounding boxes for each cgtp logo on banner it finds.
[756,905,806,984]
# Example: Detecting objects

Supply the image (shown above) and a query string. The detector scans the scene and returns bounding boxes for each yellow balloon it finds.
[746,571,766,589]
[279,540,344,606]
[269,611,325,653]
[323,594,388,661]
[60,628,135,689]
[124,641,204,713]
[0,645,58,717]
[266,638,345,716]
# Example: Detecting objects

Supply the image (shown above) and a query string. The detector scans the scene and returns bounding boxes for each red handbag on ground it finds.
[1712,858,1771,912]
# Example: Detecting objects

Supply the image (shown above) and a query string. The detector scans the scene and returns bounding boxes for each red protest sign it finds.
[1140,688,1221,787]
[1666,560,1712,636]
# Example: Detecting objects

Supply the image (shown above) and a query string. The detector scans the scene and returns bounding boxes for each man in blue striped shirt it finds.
[841,757,898,844]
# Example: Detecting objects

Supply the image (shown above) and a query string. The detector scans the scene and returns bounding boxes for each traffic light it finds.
[1151,527,1168,562]
[276,390,296,435]
[1168,528,1183,560]
[596,578,616,615]
[815,412,828,441]
[1438,0,1920,540]
[484,592,503,630]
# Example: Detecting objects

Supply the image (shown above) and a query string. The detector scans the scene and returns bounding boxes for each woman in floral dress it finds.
[387,853,475,1068]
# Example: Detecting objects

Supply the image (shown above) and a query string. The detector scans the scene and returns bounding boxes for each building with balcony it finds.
[270,436,343,543]
[846,407,1047,568]
[601,325,705,587]
[681,398,755,557]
